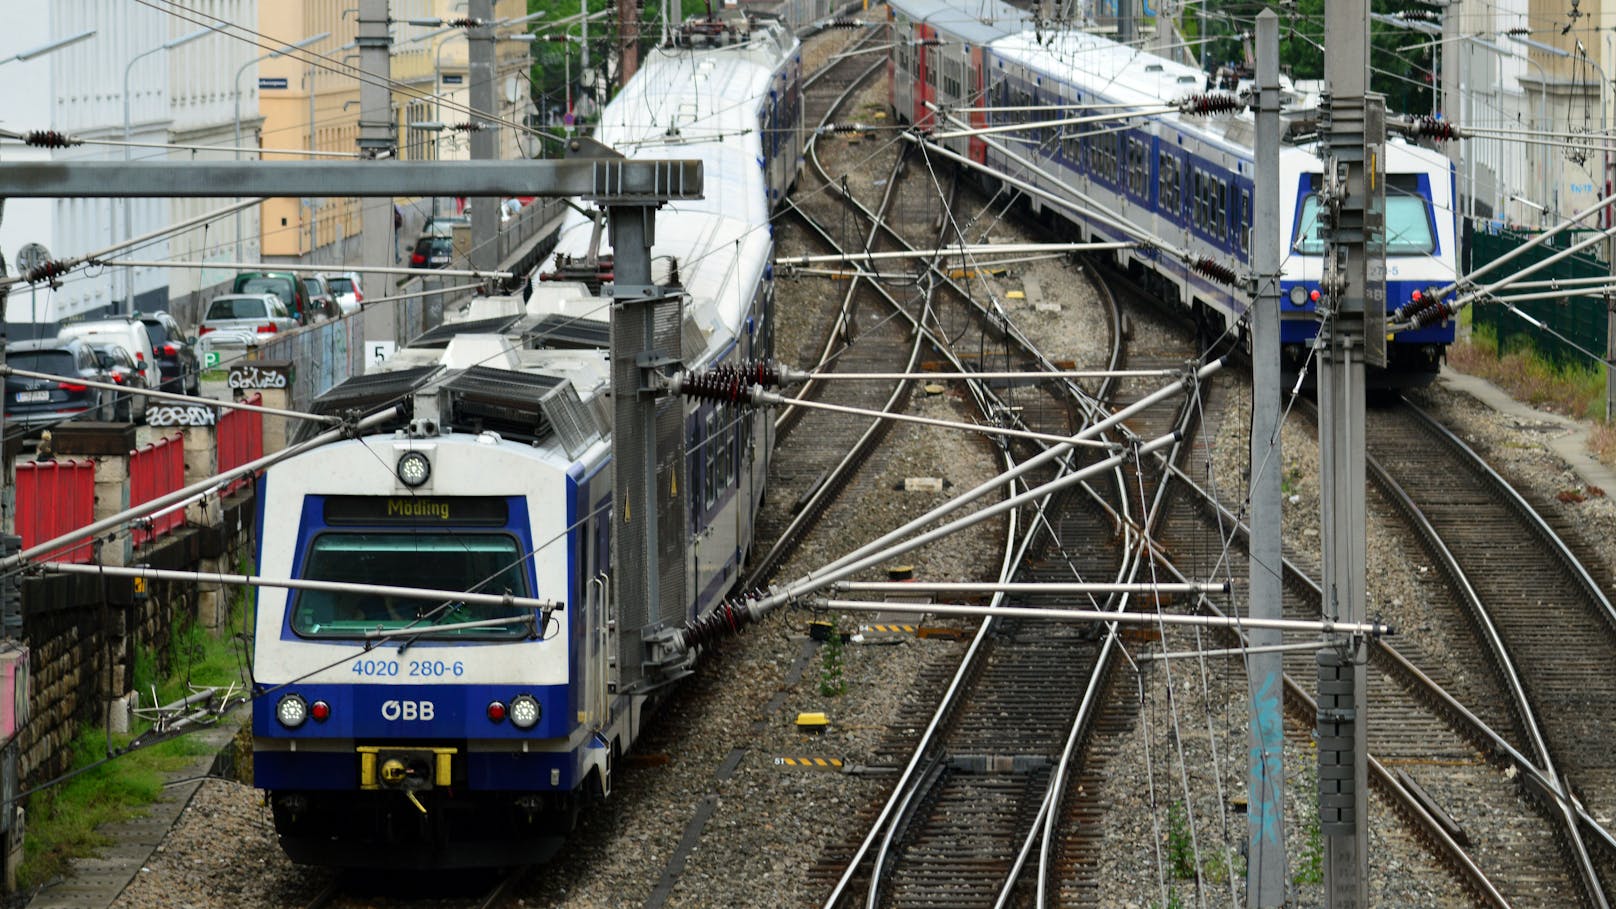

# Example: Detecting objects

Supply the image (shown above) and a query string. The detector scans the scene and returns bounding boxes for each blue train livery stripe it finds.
[254,746,581,792]
[253,682,573,740]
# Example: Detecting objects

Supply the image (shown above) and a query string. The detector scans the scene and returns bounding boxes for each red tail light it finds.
[111,373,125,384]
[411,252,426,265]
[354,290,363,302]
[135,351,145,361]
[256,324,278,334]
[162,344,177,356]
[58,382,87,393]
[198,326,214,336]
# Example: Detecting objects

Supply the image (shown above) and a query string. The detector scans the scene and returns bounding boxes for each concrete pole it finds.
[358,0,398,346]
[1319,0,1378,904]
[1441,1,1462,212]
[469,0,497,276]
[1246,11,1286,906]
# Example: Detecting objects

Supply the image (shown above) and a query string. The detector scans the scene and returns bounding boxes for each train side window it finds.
[1158,153,1180,216]
[1191,170,1204,228]
[1240,189,1252,252]
[704,411,718,508]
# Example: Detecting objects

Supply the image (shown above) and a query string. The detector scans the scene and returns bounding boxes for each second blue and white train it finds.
[887,0,1458,385]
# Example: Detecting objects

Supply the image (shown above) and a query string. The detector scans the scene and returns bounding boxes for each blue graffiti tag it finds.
[1248,670,1283,846]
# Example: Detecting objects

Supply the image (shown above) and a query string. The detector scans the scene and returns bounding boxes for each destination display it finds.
[323,495,508,525]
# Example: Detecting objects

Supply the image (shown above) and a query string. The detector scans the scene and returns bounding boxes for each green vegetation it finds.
[525,0,720,152]
[1292,760,1324,886]
[819,616,846,697]
[1177,1,1434,115]
[1166,800,1196,880]
[1447,321,1616,474]
[18,592,250,891]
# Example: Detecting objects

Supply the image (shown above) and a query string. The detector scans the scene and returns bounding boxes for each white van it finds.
[57,317,161,417]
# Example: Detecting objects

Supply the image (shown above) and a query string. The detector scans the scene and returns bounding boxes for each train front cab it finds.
[1276,169,1454,386]
[251,482,609,869]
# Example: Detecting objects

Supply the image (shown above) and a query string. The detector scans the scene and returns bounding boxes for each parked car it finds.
[56,317,160,405]
[321,271,364,314]
[232,272,312,325]
[137,310,200,395]
[5,337,113,428]
[409,234,453,269]
[198,293,298,348]
[86,343,144,422]
[301,274,340,322]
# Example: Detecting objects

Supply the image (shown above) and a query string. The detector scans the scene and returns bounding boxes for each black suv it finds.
[409,235,453,269]
[138,311,200,395]
[5,337,113,428]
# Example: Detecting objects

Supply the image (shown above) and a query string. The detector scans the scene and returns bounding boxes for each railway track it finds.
[1367,399,1616,904]
[1125,381,1616,906]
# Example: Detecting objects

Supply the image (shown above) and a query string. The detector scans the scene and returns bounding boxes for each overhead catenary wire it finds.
[1,406,400,574]
[814,600,1392,637]
[92,257,520,282]
[0,366,338,425]
[0,197,263,289]
[40,562,562,617]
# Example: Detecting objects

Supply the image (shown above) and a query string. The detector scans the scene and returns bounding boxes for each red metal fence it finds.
[14,459,95,563]
[216,393,263,495]
[130,434,185,546]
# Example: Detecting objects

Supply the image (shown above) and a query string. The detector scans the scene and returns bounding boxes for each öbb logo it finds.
[380,700,435,721]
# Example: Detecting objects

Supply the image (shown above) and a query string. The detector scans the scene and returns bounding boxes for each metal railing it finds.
[129,434,185,546]
[14,459,95,563]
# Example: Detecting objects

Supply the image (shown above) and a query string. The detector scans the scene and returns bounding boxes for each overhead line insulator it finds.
[24,130,78,149]
[1192,258,1239,286]
[1177,93,1243,116]
[23,259,70,285]
[1404,116,1457,142]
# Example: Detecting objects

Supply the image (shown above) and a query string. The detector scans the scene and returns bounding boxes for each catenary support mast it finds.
[358,0,397,344]
[1246,10,1286,906]
[1319,0,1382,904]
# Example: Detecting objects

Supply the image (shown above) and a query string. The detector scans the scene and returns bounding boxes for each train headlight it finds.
[276,693,309,729]
[397,451,431,488]
[1288,286,1307,308]
[509,694,541,730]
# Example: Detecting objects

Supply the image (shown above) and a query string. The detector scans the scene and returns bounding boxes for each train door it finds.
[968,46,987,165]
[587,494,612,731]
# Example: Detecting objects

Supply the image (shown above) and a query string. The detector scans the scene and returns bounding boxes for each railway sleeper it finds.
[948,753,1050,774]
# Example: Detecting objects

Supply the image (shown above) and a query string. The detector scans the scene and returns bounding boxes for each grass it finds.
[18,595,250,891]
[1447,321,1616,473]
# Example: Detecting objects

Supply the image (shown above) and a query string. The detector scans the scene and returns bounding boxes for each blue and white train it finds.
[888,0,1458,385]
[250,12,802,868]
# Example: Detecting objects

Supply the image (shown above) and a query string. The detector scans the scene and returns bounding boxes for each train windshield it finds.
[290,533,532,637]
[1293,174,1435,256]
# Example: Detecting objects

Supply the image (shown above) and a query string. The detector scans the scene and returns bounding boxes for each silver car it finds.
[198,293,298,350]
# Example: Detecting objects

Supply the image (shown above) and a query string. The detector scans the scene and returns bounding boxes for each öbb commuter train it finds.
[250,11,802,868]
[888,0,1458,385]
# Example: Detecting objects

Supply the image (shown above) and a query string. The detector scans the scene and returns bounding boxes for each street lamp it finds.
[1508,36,1567,227]
[0,29,96,66]
[233,32,330,261]
[302,42,357,265]
[122,25,219,312]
